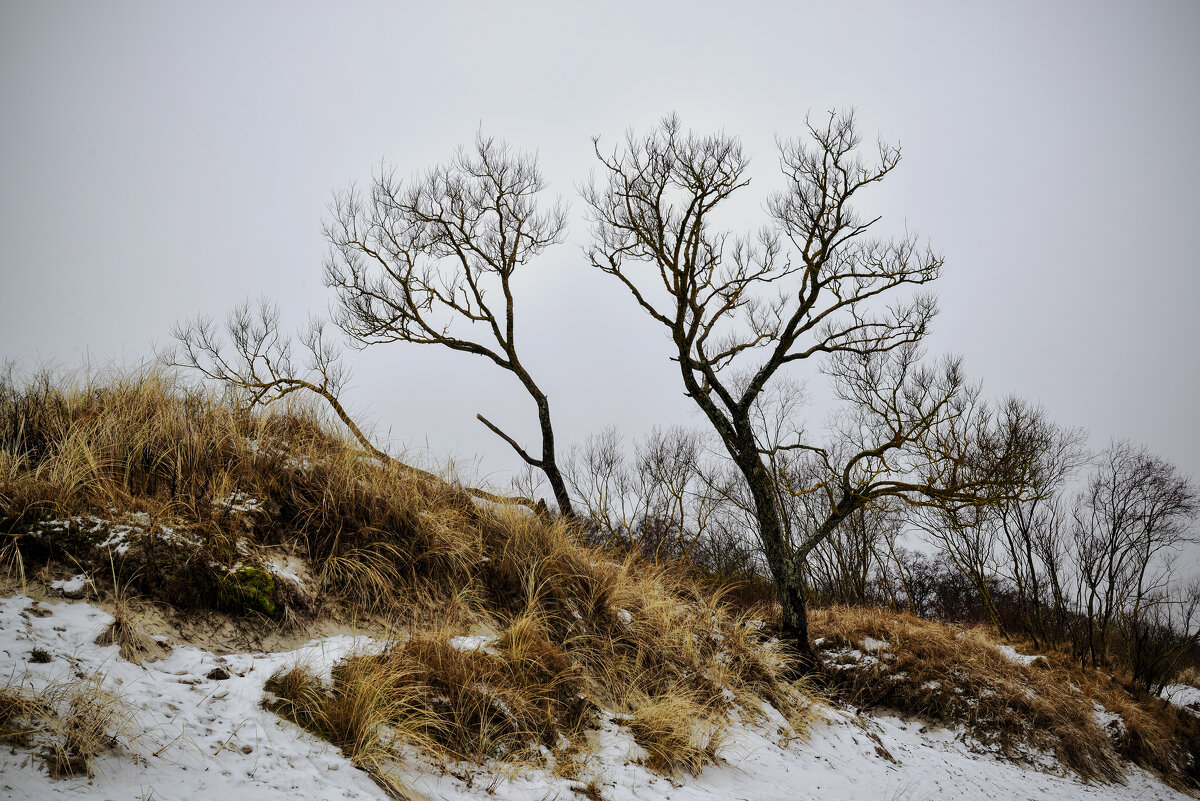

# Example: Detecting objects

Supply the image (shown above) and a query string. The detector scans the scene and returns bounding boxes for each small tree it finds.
[565,425,719,561]
[1072,441,1198,672]
[584,112,1035,665]
[324,135,575,517]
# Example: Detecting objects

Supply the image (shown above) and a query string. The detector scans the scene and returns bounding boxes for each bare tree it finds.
[806,498,904,607]
[991,402,1088,647]
[565,427,652,552]
[1072,441,1198,670]
[911,400,1086,638]
[565,425,720,562]
[584,111,1036,666]
[1125,579,1200,694]
[323,135,575,517]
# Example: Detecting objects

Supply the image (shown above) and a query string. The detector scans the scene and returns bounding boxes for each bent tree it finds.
[584,112,1034,666]
[174,136,576,516]
[323,135,575,517]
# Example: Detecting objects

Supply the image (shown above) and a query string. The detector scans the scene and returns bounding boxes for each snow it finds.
[263,554,307,586]
[996,644,1042,666]
[0,594,385,801]
[34,513,204,556]
[1092,701,1126,736]
[449,634,498,653]
[216,491,263,514]
[411,705,1190,801]
[49,574,92,595]
[1,594,1194,801]
[1162,683,1200,714]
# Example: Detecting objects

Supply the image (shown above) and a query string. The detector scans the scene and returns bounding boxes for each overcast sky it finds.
[2,1,1198,503]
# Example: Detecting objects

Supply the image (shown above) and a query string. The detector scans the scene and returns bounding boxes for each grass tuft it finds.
[625,688,726,776]
[264,657,432,800]
[0,674,137,778]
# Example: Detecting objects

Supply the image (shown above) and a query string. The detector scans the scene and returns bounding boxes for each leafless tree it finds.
[323,135,575,517]
[1072,441,1198,670]
[914,503,1007,631]
[584,111,1038,666]
[913,400,1087,638]
[172,300,365,442]
[565,427,651,552]
[990,402,1088,646]
[806,497,905,607]
[565,425,720,562]
[1125,579,1200,693]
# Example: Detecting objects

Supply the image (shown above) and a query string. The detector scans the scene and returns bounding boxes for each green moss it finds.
[216,564,277,616]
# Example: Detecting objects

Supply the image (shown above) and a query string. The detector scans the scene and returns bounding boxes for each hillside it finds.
[1,373,1197,800]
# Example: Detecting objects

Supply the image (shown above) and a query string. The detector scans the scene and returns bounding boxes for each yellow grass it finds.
[811,606,1200,790]
[0,368,818,785]
[0,673,137,778]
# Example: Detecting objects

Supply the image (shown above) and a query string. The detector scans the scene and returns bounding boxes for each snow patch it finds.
[263,554,307,586]
[49,574,92,595]
[1162,683,1200,715]
[450,634,498,653]
[1093,701,1126,736]
[216,491,263,514]
[996,644,1041,666]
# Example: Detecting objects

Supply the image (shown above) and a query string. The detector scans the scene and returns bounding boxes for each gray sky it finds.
[2,1,1199,503]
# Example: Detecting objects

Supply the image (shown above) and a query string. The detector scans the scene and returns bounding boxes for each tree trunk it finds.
[534,392,574,520]
[735,450,819,674]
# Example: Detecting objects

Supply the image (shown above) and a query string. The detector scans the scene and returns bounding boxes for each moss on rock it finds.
[216,564,277,616]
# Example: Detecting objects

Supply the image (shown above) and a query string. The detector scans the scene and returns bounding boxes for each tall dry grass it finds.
[0,367,479,617]
[264,657,433,799]
[811,606,1200,791]
[2,367,817,784]
[287,513,815,778]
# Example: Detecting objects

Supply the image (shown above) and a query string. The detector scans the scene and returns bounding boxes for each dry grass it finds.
[0,674,137,778]
[264,657,433,800]
[94,606,168,665]
[6,368,1200,792]
[623,688,727,776]
[92,563,170,665]
[259,473,813,781]
[1,368,818,785]
[1174,665,1200,689]
[0,684,52,743]
[1038,651,1200,792]
[811,606,1200,791]
[0,367,478,619]
[269,509,815,783]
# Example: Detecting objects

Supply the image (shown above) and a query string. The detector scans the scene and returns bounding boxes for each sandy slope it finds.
[1,593,1193,801]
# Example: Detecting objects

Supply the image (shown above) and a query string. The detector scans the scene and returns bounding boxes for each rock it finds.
[206,666,232,681]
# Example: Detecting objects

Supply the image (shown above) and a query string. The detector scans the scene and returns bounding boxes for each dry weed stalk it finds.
[0,673,138,778]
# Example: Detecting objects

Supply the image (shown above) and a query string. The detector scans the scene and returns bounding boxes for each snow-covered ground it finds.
[1,593,1194,801]
[1163,683,1200,715]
